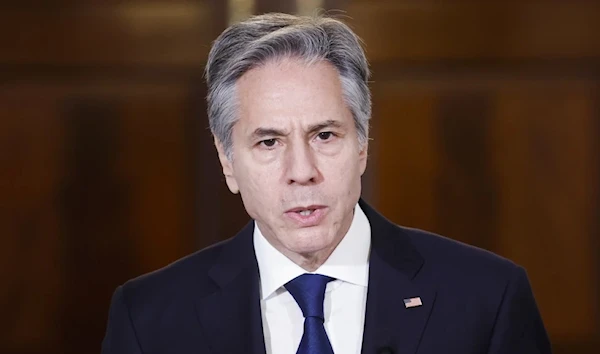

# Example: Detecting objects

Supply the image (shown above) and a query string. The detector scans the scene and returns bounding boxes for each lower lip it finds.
[285,208,327,227]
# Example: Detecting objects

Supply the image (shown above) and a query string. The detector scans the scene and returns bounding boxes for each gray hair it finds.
[205,12,371,160]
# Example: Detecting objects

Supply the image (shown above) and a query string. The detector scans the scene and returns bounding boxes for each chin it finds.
[285,228,335,255]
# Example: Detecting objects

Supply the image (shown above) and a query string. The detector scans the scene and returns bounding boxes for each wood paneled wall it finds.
[0,2,237,353]
[350,1,599,353]
[1,1,597,353]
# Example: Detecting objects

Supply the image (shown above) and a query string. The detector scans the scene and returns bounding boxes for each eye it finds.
[259,139,277,148]
[317,132,334,141]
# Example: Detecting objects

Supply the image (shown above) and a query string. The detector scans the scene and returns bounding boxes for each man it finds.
[101,13,552,354]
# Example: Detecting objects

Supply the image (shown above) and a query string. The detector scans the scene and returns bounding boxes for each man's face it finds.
[215,58,368,261]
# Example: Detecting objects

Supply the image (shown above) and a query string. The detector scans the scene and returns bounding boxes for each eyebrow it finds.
[250,127,288,141]
[306,120,344,135]
[250,119,344,141]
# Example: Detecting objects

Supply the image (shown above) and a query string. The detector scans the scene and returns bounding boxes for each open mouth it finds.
[286,205,325,214]
[285,205,327,226]
[297,209,315,216]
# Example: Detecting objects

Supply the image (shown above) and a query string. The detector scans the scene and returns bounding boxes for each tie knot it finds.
[284,273,334,319]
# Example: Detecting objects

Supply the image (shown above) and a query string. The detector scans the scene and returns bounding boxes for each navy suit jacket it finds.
[101,200,552,354]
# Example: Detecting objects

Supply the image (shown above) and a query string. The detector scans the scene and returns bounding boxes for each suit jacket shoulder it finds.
[402,225,521,280]
[121,235,228,304]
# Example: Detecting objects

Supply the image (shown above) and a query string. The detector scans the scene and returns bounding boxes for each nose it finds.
[285,141,320,185]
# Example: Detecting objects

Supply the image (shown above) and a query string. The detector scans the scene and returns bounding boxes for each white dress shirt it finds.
[253,203,371,354]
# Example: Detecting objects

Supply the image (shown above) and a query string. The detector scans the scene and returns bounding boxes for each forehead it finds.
[234,58,350,130]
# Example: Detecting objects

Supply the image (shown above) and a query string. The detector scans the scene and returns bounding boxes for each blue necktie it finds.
[285,274,335,354]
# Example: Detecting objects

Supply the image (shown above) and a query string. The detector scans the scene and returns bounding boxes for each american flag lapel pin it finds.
[403,297,423,308]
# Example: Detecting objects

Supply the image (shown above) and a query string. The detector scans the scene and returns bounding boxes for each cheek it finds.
[323,150,362,177]
[236,162,281,199]
[325,153,363,194]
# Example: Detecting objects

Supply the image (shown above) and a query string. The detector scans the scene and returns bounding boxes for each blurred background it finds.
[1,0,598,353]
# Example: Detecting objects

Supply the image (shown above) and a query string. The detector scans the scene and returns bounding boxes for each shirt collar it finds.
[253,203,371,300]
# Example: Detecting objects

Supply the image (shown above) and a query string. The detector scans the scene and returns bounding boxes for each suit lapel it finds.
[360,200,437,354]
[194,221,267,354]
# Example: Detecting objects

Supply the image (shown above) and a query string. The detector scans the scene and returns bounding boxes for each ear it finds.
[359,140,369,176]
[214,137,240,194]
